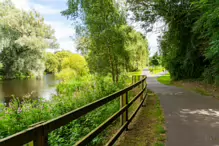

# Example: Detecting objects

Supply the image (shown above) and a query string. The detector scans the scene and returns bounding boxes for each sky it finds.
[9,0,160,56]
[9,0,76,53]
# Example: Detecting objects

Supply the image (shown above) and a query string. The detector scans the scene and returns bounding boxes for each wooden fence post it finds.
[142,79,145,107]
[120,94,124,126]
[125,91,128,130]
[34,136,48,146]
[120,93,128,128]
[134,76,136,83]
[34,127,48,146]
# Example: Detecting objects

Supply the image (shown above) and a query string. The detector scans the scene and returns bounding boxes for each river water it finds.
[0,74,59,104]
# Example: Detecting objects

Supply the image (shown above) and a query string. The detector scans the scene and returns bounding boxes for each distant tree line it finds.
[129,0,219,85]
[0,0,150,82]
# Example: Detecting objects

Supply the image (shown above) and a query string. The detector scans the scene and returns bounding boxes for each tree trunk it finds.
[107,47,115,82]
[115,60,119,83]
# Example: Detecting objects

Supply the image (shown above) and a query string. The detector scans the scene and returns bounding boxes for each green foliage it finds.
[157,74,171,85]
[125,28,149,71]
[55,54,89,81]
[62,0,149,82]
[61,54,89,76]
[0,75,128,145]
[150,52,161,66]
[55,68,77,81]
[149,66,165,75]
[45,53,59,73]
[54,51,72,72]
[192,1,219,85]
[129,0,219,84]
[0,98,52,139]
[0,0,58,79]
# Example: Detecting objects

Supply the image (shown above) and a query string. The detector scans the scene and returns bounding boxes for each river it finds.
[0,74,59,104]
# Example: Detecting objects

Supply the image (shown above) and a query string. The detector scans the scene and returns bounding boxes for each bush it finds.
[55,68,77,82]
[0,75,128,145]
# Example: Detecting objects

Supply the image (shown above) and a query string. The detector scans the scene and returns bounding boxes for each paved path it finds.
[146,72,219,146]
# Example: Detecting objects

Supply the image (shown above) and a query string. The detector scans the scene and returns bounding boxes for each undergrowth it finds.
[0,74,130,145]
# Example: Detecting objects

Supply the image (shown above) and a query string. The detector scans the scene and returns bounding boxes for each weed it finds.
[0,75,128,145]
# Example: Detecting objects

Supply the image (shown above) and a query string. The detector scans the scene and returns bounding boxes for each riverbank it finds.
[0,74,58,104]
[0,75,129,145]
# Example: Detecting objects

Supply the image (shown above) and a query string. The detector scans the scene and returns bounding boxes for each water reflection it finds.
[0,74,59,104]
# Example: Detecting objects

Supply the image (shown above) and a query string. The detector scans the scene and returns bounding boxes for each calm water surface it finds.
[0,74,59,104]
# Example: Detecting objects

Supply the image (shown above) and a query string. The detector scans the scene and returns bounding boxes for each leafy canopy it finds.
[63,0,149,82]
[0,0,58,79]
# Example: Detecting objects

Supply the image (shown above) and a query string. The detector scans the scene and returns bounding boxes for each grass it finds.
[128,70,143,76]
[157,73,216,97]
[174,80,216,97]
[157,73,172,85]
[117,90,166,146]
[149,66,165,75]
[151,91,166,145]
[193,87,212,96]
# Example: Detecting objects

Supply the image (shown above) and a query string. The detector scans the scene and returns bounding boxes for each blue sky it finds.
[10,0,76,53]
[9,0,159,56]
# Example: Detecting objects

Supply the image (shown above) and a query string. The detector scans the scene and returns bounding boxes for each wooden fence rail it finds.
[0,75,147,146]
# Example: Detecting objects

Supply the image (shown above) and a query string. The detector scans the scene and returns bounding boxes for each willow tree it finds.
[63,0,149,82]
[62,0,128,82]
[55,51,72,72]
[45,53,59,73]
[0,0,58,79]
[124,28,149,71]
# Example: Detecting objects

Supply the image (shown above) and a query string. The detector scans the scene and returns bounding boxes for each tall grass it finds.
[0,75,129,145]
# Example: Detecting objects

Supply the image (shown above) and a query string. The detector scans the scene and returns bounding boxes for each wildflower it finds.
[17,107,22,114]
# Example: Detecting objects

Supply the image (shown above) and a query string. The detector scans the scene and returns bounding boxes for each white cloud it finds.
[9,0,61,15]
[45,21,75,40]
[45,21,76,51]
[11,0,30,10]
[59,39,77,52]
[31,3,61,15]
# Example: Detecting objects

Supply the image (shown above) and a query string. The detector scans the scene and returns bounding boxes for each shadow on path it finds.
[146,73,219,146]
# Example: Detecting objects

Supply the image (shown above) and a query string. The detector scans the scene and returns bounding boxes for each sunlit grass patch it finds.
[149,66,165,75]
[128,70,143,76]
[157,73,172,85]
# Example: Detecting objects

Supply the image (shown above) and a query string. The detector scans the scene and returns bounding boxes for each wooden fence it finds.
[0,75,147,146]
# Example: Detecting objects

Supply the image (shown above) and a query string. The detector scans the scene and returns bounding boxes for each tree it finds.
[61,54,89,76]
[62,0,149,82]
[192,0,219,85]
[150,52,161,66]
[55,54,89,81]
[55,51,72,72]
[128,0,206,80]
[62,0,127,82]
[55,68,77,82]
[45,53,59,73]
[125,29,149,71]
[0,0,58,79]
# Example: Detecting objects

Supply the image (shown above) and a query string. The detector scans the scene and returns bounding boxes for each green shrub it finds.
[55,68,77,82]
[0,75,128,145]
